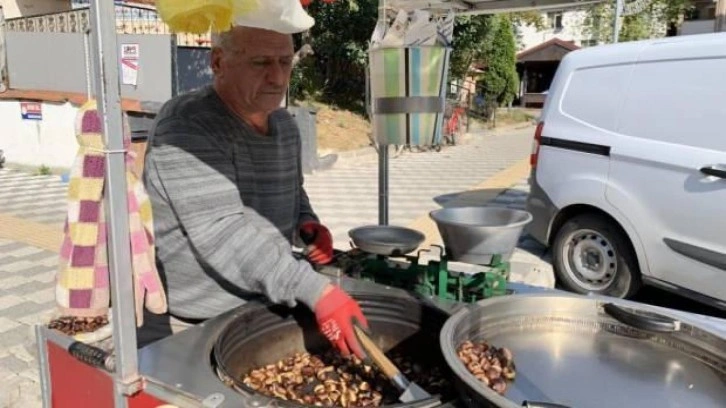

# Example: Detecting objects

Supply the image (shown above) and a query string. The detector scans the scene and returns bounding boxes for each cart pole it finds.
[0,6,8,93]
[89,0,141,403]
[378,145,389,225]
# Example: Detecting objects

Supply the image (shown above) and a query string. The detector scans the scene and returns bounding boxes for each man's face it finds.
[212,27,294,114]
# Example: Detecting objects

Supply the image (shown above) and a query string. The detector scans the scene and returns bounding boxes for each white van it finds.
[526,33,726,310]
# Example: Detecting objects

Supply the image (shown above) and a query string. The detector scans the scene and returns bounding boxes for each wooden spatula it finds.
[353,325,432,403]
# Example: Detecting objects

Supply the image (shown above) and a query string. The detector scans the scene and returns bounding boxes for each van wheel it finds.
[552,214,641,298]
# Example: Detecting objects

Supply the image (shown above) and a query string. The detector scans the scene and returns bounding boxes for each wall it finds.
[0,100,78,169]
[6,32,88,94]
[119,34,173,103]
[516,10,591,51]
[680,19,715,35]
[0,0,71,19]
[5,31,172,103]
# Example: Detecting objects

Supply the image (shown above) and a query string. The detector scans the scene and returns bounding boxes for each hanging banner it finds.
[120,43,140,86]
[20,102,42,121]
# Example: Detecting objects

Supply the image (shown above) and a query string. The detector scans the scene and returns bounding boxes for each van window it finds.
[618,57,726,152]
[560,64,632,132]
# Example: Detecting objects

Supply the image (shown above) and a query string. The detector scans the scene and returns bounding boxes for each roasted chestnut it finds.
[242,349,451,407]
[48,315,109,336]
[457,340,516,395]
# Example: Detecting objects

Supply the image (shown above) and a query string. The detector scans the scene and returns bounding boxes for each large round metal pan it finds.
[348,225,426,256]
[440,293,726,408]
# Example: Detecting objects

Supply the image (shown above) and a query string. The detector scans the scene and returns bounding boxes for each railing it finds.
[5,5,211,47]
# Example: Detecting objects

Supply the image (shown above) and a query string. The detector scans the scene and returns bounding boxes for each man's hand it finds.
[299,221,333,264]
[314,285,368,359]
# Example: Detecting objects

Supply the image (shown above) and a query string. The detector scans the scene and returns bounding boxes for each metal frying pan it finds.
[348,225,426,256]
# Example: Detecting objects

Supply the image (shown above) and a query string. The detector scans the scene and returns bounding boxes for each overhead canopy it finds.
[387,0,605,14]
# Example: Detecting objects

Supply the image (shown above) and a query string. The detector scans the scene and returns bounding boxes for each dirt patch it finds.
[294,101,372,153]
[493,108,540,128]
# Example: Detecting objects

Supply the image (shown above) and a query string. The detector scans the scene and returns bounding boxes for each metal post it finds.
[170,33,179,97]
[613,0,624,43]
[0,6,8,93]
[89,0,140,404]
[716,0,726,32]
[35,326,52,407]
[378,144,389,225]
[84,29,93,99]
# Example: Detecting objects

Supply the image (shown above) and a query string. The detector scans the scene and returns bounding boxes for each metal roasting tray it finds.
[440,293,726,408]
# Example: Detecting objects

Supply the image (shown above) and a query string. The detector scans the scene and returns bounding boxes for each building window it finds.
[548,12,563,31]
[581,39,598,47]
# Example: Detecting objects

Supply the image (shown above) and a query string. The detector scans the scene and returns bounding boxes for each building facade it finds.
[516,9,599,51]
[0,0,72,19]
[680,0,718,35]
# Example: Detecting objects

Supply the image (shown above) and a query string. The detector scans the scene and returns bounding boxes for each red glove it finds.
[299,221,333,264]
[315,285,369,359]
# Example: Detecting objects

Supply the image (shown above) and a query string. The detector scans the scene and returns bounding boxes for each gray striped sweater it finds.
[143,86,330,320]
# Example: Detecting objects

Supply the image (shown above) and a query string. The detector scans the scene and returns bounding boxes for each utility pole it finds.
[716,0,726,32]
[613,0,624,43]
[0,6,8,93]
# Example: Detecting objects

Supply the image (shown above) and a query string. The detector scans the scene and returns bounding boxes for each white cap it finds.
[234,0,315,34]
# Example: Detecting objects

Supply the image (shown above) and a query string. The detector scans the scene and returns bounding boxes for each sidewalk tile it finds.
[0,317,21,334]
[0,295,25,311]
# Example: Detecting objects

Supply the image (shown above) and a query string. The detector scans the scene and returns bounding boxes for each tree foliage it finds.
[290,0,376,112]
[290,1,519,116]
[449,15,494,80]
[479,15,519,121]
[585,0,692,43]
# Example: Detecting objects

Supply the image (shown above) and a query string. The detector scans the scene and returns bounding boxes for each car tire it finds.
[552,213,641,298]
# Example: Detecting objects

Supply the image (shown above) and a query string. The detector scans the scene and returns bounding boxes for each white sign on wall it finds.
[121,43,140,86]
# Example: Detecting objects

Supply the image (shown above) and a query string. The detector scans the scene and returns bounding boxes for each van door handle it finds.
[700,166,726,179]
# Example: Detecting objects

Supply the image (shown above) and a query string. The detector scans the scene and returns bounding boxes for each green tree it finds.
[479,15,519,125]
[291,0,377,112]
[585,0,692,44]
[449,15,494,80]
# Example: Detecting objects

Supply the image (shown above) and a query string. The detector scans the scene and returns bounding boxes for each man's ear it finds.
[210,48,223,76]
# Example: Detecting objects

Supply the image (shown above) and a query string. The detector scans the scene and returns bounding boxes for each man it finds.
[140,18,368,358]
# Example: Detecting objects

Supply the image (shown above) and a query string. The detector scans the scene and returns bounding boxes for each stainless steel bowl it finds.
[349,225,426,256]
[429,207,532,265]
[440,293,726,408]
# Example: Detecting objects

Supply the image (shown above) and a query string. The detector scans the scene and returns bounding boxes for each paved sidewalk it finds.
[309,127,534,247]
[0,126,536,406]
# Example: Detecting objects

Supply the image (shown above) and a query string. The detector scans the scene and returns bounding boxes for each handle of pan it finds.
[603,303,681,333]
[522,401,572,408]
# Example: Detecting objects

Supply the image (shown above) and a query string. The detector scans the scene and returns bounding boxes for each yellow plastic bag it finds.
[157,0,259,34]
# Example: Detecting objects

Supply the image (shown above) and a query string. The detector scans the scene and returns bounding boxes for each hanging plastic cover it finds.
[156,0,259,34]
[368,9,455,146]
